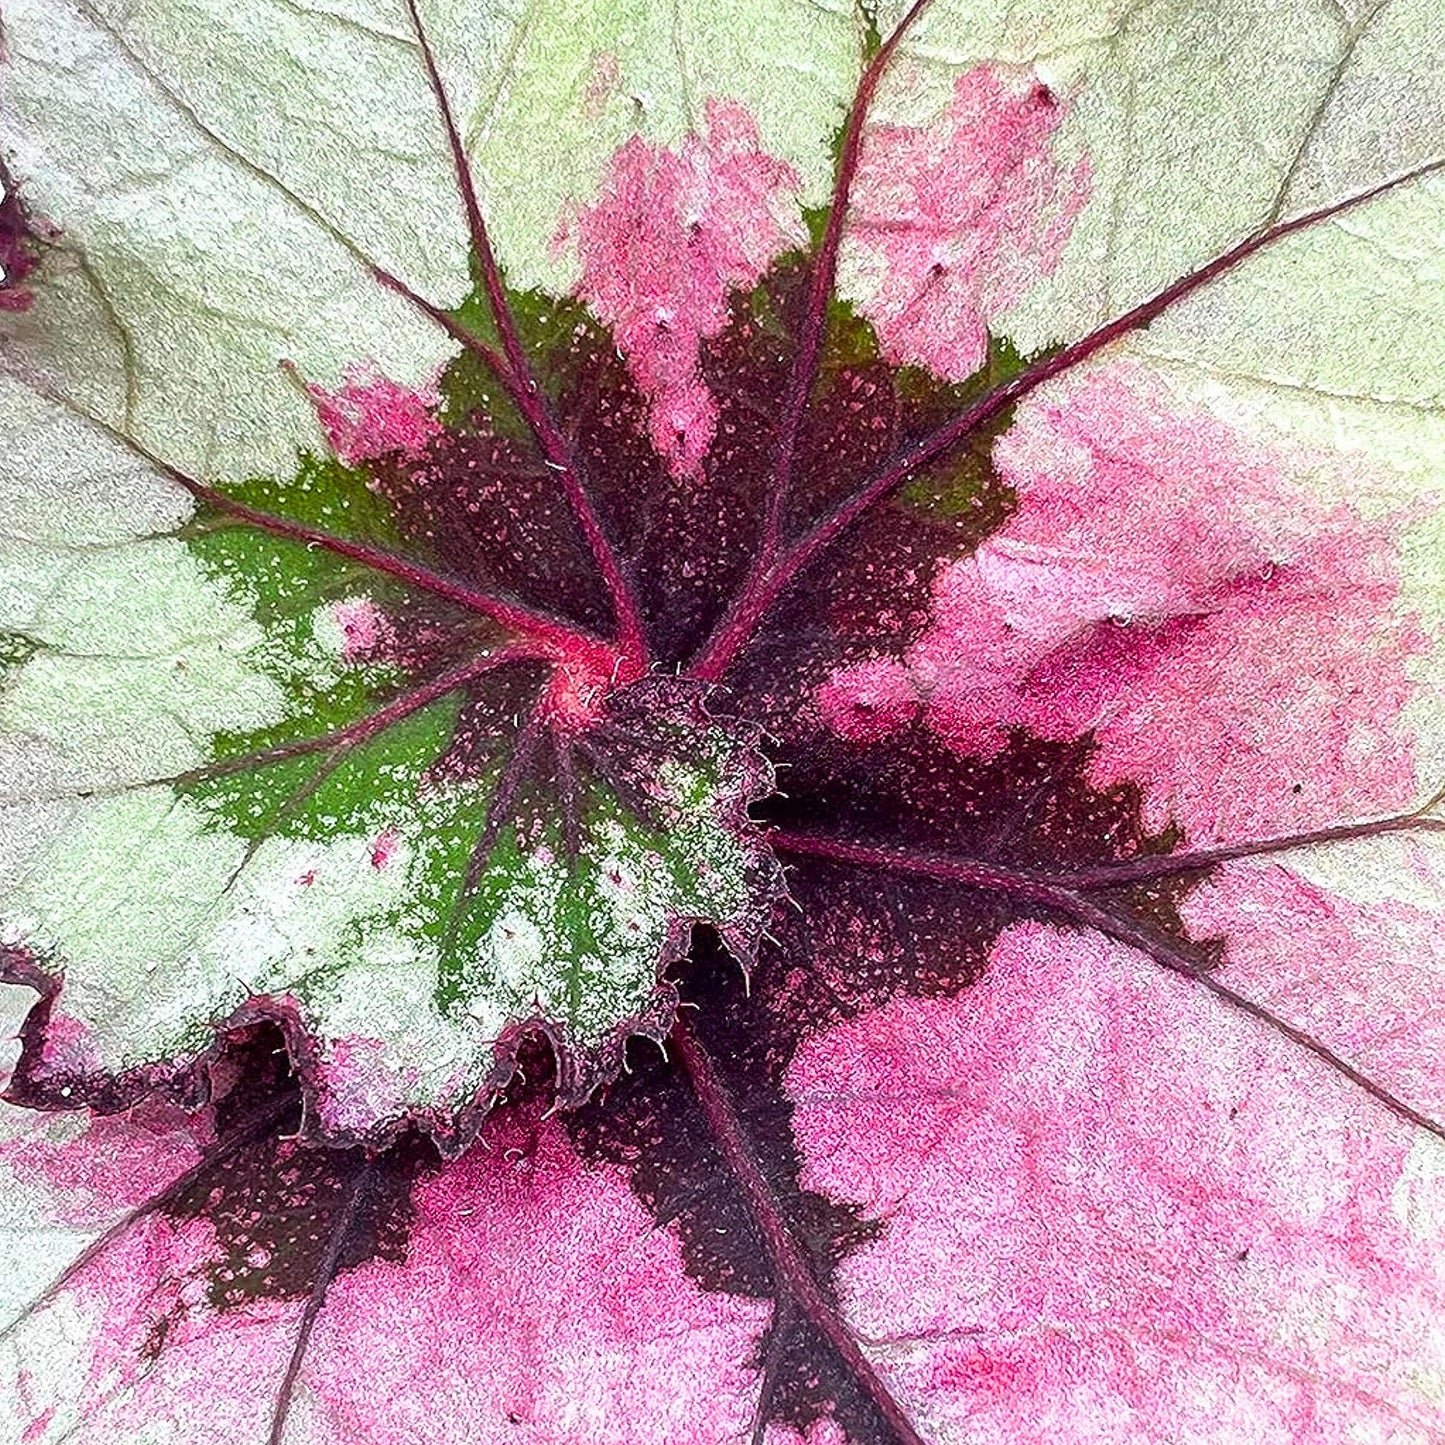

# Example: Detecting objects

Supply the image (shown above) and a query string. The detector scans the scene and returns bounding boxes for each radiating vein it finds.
[2,646,542,807]
[0,369,605,658]
[443,684,550,946]
[1052,799,1445,891]
[671,1012,930,1445]
[401,0,649,667]
[749,0,937,573]
[0,1093,296,1341]
[768,827,1445,1143]
[690,153,1445,680]
[1263,0,1394,227]
[266,1159,376,1445]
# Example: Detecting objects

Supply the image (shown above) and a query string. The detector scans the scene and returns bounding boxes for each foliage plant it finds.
[2,1,1445,1441]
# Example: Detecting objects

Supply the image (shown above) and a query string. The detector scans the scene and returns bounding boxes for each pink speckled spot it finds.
[582,50,622,121]
[330,596,392,663]
[296,1113,768,1444]
[846,66,1090,381]
[30,1007,105,1077]
[19,1402,54,1443]
[575,98,806,478]
[816,658,921,743]
[823,366,1427,842]
[369,828,400,870]
[306,366,441,468]
[786,920,1445,1443]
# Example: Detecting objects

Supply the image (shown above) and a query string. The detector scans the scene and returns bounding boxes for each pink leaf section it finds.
[1184,855,1445,1123]
[845,66,1090,381]
[21,1005,106,1082]
[7,1212,299,1445]
[0,1100,206,1229]
[819,366,1426,842]
[814,657,920,744]
[295,1113,768,1444]
[0,1098,293,1445]
[304,365,442,468]
[786,919,1445,1444]
[573,99,806,479]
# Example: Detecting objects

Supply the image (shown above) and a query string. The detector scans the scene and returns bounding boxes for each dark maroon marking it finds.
[755,722,1201,1010]
[752,0,937,568]
[401,0,649,668]
[266,1162,377,1445]
[382,254,1012,678]
[165,1094,430,1316]
[670,1011,930,1445]
[589,252,1012,671]
[0,155,43,311]
[374,377,618,643]
[691,155,1445,680]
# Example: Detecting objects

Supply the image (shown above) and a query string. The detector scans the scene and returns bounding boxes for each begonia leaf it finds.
[2,1,1445,1442]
